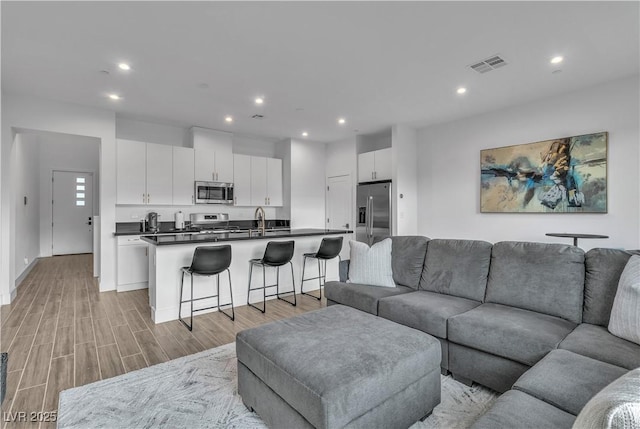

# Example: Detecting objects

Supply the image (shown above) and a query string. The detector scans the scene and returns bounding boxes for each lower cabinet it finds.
[117,236,149,292]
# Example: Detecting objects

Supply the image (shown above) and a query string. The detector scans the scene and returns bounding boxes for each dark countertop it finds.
[140,229,353,246]
[114,219,290,236]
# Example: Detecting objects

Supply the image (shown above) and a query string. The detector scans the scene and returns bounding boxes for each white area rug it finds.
[59,343,499,428]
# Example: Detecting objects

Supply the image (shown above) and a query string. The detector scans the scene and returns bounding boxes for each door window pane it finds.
[76,177,85,183]
[76,201,85,206]
[76,185,85,191]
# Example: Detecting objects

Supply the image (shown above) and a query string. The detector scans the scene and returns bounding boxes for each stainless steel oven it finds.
[194,181,234,204]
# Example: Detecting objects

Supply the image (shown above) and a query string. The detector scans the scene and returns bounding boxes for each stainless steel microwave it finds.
[194,181,234,204]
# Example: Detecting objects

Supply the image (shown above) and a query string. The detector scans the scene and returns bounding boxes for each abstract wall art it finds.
[480,132,607,213]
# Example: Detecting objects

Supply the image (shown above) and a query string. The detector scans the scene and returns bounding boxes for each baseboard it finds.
[15,257,39,288]
[116,282,148,293]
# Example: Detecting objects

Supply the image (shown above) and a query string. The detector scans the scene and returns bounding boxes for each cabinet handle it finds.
[234,196,237,205]
[213,172,215,181]
[374,171,377,180]
[192,195,194,204]
[371,172,374,180]
[268,197,270,205]
[142,193,145,203]
[147,194,150,204]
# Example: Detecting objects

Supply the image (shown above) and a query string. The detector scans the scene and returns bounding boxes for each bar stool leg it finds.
[190,273,194,331]
[226,269,235,320]
[262,265,267,312]
[178,269,190,331]
[247,262,266,314]
[300,255,308,295]
[276,263,296,307]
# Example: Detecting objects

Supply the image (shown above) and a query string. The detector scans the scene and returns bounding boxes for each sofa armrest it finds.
[339,259,350,282]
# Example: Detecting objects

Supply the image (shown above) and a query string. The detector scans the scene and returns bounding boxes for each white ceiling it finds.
[2,1,639,143]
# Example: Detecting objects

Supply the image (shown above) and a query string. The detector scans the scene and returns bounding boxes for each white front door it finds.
[326,175,352,230]
[52,171,93,255]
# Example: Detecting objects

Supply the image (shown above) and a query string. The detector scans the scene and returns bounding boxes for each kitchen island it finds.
[141,229,353,323]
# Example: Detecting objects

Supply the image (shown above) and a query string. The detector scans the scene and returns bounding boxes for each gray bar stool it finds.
[247,240,297,313]
[179,245,234,331]
[301,236,343,300]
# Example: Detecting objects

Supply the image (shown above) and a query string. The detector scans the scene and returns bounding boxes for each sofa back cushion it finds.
[584,248,640,326]
[419,239,492,302]
[485,241,585,323]
[391,236,429,289]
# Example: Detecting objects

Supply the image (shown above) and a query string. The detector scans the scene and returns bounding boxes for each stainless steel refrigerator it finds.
[356,181,392,245]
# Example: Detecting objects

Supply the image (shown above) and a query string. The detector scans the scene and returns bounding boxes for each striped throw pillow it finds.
[347,239,395,288]
[608,255,640,345]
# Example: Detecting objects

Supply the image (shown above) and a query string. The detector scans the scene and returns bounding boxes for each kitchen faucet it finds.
[255,206,266,235]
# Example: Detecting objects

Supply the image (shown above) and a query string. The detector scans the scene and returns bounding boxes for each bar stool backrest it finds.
[316,237,343,260]
[190,245,232,275]
[262,241,295,266]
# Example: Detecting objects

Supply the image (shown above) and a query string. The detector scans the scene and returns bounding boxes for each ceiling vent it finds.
[470,55,508,74]
[251,114,264,119]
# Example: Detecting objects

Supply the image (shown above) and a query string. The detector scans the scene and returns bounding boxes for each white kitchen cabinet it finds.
[117,139,147,205]
[266,157,283,206]
[233,154,252,206]
[358,148,392,182]
[250,156,268,206]
[192,127,234,182]
[375,147,392,181]
[146,143,173,205]
[117,235,148,291]
[116,139,176,205]
[358,151,376,183]
[248,156,283,207]
[173,146,195,205]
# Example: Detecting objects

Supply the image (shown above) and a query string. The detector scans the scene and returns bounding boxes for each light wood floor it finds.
[0,254,325,428]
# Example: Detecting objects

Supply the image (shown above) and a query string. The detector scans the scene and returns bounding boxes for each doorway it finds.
[326,174,352,230]
[52,170,94,255]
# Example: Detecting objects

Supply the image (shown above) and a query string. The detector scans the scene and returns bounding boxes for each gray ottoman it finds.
[236,305,441,429]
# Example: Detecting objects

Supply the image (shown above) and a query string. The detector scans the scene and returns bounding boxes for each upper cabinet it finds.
[116,139,147,205]
[233,155,283,207]
[172,146,195,205]
[233,154,252,206]
[192,127,234,183]
[266,157,283,206]
[358,147,392,183]
[116,139,173,205]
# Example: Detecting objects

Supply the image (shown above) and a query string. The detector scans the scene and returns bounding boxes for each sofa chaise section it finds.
[378,239,492,370]
[325,236,429,315]
[447,241,585,392]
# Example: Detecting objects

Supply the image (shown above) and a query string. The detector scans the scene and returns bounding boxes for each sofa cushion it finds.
[583,248,640,326]
[558,323,640,370]
[448,303,576,366]
[513,349,627,416]
[378,291,480,339]
[572,368,640,429]
[419,239,492,302]
[391,236,429,289]
[470,390,575,429]
[348,239,394,287]
[608,255,640,345]
[485,241,585,324]
[324,281,414,315]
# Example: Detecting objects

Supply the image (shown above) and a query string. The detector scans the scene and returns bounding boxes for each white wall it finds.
[116,117,190,147]
[38,132,100,256]
[358,129,392,153]
[326,136,357,231]
[13,133,41,280]
[417,76,640,250]
[1,93,117,303]
[290,139,327,228]
[392,125,418,236]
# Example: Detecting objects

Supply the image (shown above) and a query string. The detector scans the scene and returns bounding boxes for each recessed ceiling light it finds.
[302,131,308,137]
[456,87,467,95]
[108,93,121,100]
[550,56,564,64]
[338,118,346,125]
[224,116,233,123]
[118,63,131,71]
[255,97,264,105]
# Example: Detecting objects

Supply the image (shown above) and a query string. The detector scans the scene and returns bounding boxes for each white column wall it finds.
[1,93,117,303]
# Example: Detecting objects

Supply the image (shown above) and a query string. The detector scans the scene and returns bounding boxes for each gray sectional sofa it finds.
[324,237,640,428]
